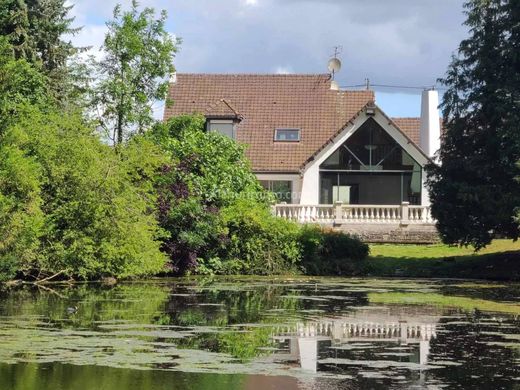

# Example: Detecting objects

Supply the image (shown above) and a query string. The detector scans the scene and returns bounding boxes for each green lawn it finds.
[362,240,520,281]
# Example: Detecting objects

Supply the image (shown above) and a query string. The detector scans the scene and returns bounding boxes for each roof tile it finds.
[165,74,421,172]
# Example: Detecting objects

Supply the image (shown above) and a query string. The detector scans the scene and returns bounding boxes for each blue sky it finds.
[69,0,467,117]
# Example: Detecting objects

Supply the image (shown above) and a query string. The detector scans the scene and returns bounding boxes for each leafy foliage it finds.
[1,103,168,280]
[426,0,520,248]
[0,127,43,282]
[219,200,301,275]
[151,115,265,274]
[93,0,178,144]
[298,225,369,275]
[0,37,48,126]
[0,0,82,104]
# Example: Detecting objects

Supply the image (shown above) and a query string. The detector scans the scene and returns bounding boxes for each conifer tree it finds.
[0,0,34,60]
[426,0,520,249]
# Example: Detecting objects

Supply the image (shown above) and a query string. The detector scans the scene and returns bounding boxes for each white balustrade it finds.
[273,202,434,225]
[273,204,335,223]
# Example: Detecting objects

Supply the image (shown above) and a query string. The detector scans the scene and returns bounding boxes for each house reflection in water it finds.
[273,308,439,373]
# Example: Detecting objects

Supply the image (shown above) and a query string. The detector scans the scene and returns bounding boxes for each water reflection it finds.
[0,278,518,390]
[275,308,438,373]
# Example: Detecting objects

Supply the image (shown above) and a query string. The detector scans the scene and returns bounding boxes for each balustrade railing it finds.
[272,202,435,225]
[273,204,334,223]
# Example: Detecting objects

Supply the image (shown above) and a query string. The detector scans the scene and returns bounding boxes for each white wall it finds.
[299,164,320,204]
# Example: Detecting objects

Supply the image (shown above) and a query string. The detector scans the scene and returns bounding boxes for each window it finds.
[208,119,235,139]
[260,180,293,203]
[274,128,300,142]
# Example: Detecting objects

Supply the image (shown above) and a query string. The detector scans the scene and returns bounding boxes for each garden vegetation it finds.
[0,1,368,282]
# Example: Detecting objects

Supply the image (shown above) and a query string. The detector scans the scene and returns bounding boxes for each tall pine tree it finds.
[0,0,82,102]
[427,0,520,249]
[0,0,34,60]
[26,0,80,74]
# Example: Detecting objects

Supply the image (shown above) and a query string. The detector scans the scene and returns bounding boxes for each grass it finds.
[361,240,520,281]
[368,292,520,315]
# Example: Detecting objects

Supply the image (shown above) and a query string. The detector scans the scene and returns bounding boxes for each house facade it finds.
[164,74,440,213]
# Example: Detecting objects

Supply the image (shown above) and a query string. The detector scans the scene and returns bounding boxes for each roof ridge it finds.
[176,73,331,77]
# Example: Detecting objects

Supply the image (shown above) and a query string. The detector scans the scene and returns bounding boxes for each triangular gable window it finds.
[319,118,422,205]
[321,118,420,172]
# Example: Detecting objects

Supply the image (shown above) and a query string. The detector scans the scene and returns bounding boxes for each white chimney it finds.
[419,89,441,158]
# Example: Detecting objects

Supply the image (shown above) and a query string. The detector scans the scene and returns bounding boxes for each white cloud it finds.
[274,66,294,75]
[243,0,258,5]
[67,24,107,61]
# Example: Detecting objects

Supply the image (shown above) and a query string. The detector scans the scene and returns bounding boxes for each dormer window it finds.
[207,119,235,139]
[274,128,300,142]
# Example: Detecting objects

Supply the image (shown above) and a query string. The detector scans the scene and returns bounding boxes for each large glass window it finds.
[321,118,418,172]
[319,172,420,205]
[319,118,422,205]
[208,119,235,139]
[260,180,293,203]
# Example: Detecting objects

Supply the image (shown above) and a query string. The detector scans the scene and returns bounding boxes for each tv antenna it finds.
[328,45,342,80]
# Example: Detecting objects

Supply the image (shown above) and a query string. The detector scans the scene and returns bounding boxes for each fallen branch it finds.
[34,270,67,285]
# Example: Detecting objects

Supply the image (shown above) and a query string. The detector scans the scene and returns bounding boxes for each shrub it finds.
[298,225,369,275]
[150,115,270,274]
[1,107,167,280]
[219,200,301,275]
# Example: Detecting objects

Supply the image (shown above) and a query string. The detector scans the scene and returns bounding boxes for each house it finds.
[164,73,441,241]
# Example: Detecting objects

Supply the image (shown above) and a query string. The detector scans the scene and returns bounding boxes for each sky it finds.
[69,0,468,117]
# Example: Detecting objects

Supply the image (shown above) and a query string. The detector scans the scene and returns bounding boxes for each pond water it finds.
[0,277,519,389]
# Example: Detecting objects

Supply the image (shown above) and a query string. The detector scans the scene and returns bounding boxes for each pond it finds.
[0,277,519,389]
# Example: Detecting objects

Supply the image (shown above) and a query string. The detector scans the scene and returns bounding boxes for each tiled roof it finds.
[392,118,421,144]
[164,74,421,172]
[204,98,242,119]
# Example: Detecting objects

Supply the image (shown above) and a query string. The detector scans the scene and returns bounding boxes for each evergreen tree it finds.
[0,0,34,60]
[0,0,82,103]
[426,0,520,249]
[26,0,79,73]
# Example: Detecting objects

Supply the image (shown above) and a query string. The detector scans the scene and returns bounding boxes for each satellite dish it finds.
[328,58,342,74]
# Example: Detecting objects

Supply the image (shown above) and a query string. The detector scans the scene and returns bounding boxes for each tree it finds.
[426,0,520,249]
[94,1,178,144]
[0,0,83,104]
[0,37,48,128]
[2,107,168,280]
[0,39,47,281]
[26,0,84,102]
[26,0,79,74]
[0,0,33,61]
[150,115,264,274]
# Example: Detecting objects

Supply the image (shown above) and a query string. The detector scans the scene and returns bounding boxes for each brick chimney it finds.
[419,89,441,159]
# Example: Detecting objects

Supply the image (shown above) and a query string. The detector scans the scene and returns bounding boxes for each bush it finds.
[298,225,369,275]
[1,107,168,280]
[150,115,270,274]
[219,200,301,275]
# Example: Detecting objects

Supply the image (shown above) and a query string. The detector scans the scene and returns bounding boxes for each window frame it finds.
[274,128,301,142]
[207,119,236,139]
[259,180,293,204]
